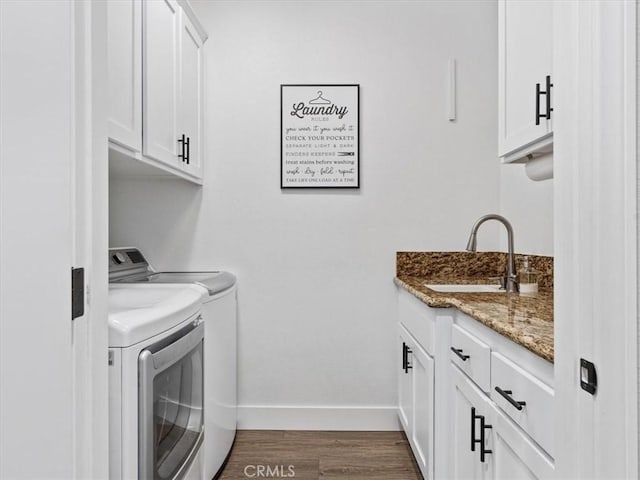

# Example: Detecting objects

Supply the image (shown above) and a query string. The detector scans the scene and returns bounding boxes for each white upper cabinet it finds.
[498,0,553,163]
[178,12,204,179]
[107,0,207,184]
[142,0,180,168]
[108,0,142,151]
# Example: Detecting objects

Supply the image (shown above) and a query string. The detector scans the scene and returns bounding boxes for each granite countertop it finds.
[395,252,554,363]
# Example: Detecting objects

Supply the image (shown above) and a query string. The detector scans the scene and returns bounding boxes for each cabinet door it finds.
[398,329,412,434]
[492,410,554,480]
[142,0,179,167]
[178,11,203,179]
[452,365,493,480]
[107,0,142,151]
[410,341,435,480]
[498,0,553,159]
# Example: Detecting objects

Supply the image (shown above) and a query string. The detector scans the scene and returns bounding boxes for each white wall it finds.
[110,0,501,428]
[499,163,554,255]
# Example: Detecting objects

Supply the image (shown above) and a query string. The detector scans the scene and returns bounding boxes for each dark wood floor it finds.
[216,430,423,480]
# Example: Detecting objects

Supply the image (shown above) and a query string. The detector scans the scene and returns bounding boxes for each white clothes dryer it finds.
[109,248,237,480]
[108,283,207,480]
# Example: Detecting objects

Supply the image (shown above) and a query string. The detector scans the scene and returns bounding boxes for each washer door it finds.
[139,320,204,480]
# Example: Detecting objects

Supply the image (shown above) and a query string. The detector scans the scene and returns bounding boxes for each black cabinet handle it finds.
[185,136,190,164]
[495,386,526,411]
[471,407,480,451]
[535,75,553,125]
[451,347,469,361]
[402,342,407,372]
[535,82,542,125]
[479,415,492,463]
[545,75,553,120]
[402,342,412,373]
[471,407,492,462]
[178,134,186,162]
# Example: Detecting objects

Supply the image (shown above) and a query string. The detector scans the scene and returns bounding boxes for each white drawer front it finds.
[450,324,491,392]
[491,351,554,458]
[398,289,435,355]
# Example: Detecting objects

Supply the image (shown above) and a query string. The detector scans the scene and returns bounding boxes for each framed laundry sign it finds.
[281,84,360,188]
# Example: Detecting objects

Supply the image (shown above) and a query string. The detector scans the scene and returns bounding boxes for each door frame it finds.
[553,1,638,477]
[72,1,109,479]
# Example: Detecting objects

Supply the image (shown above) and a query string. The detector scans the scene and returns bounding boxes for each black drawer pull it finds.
[451,347,469,361]
[495,386,526,411]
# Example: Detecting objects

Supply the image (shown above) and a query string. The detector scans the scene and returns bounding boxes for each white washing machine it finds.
[109,248,238,480]
[108,282,207,480]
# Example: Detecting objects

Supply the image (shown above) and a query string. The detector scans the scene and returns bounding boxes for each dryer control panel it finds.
[108,247,150,279]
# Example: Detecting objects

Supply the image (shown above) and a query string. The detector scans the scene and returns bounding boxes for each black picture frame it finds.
[280,84,360,189]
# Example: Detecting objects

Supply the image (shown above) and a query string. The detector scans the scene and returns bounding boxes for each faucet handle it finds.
[488,276,508,290]
[507,273,520,293]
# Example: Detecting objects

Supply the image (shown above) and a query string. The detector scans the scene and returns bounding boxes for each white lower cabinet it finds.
[399,324,435,479]
[398,328,413,431]
[451,364,554,480]
[452,366,493,480]
[397,289,554,480]
[449,313,555,480]
[492,411,554,480]
[397,288,454,480]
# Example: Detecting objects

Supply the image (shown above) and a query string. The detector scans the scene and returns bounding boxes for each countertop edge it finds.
[394,276,554,364]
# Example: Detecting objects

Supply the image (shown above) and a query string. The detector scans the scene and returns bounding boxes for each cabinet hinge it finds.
[71,267,85,320]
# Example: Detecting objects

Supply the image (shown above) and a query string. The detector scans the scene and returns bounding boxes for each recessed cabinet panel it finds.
[452,365,493,480]
[107,0,142,151]
[490,352,554,457]
[493,410,554,479]
[493,432,539,480]
[498,0,553,161]
[178,12,203,178]
[143,0,180,167]
[398,289,436,355]
[398,330,412,432]
[411,342,434,480]
[451,324,491,392]
[398,325,434,480]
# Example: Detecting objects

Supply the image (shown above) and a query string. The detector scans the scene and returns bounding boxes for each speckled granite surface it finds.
[397,251,554,289]
[395,252,554,363]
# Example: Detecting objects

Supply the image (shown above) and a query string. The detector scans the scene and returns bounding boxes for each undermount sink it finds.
[425,283,505,293]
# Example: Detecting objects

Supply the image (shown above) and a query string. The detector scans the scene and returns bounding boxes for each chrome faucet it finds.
[465,214,519,293]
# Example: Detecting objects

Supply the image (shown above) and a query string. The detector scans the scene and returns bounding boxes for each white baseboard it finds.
[237,405,401,431]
